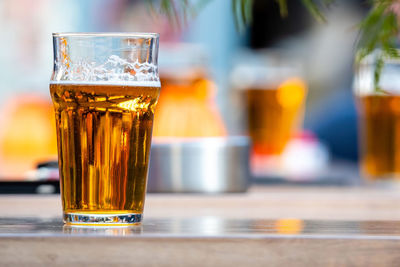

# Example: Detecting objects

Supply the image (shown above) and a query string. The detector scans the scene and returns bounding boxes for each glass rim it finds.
[52,32,159,38]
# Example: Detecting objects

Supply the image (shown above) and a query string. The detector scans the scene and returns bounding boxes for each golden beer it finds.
[50,83,159,218]
[51,32,160,225]
[357,94,400,179]
[246,78,307,155]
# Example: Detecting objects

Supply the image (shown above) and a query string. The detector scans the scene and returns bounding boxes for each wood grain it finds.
[1,237,400,267]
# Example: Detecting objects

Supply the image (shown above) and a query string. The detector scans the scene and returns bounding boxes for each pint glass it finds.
[154,43,226,137]
[231,51,307,177]
[231,51,306,159]
[354,52,400,180]
[50,33,160,225]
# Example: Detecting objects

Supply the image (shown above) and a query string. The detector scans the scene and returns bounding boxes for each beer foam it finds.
[53,55,160,85]
[50,80,161,87]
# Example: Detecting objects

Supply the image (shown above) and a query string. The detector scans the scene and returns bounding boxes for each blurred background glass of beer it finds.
[154,43,226,138]
[354,52,400,181]
[0,0,380,189]
[231,50,315,178]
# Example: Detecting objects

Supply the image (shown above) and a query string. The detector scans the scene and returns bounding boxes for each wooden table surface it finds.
[2,185,400,266]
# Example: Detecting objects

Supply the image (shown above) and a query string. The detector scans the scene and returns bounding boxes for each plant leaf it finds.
[301,0,327,23]
[275,0,288,17]
[374,54,384,91]
[356,1,400,90]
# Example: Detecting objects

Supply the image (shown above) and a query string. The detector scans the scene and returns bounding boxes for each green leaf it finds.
[231,0,253,32]
[232,0,242,31]
[275,0,288,17]
[301,0,327,23]
[355,1,400,91]
[374,55,384,91]
[244,0,253,24]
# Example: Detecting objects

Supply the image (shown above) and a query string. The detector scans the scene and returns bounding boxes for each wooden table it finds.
[2,185,400,266]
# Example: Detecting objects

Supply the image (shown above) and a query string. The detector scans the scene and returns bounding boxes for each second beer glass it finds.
[355,51,400,180]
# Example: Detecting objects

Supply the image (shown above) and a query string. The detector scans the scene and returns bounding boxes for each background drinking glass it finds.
[354,51,400,180]
[154,43,226,138]
[231,50,307,175]
[50,33,160,225]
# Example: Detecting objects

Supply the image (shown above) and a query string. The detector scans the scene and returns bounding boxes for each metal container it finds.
[148,136,250,193]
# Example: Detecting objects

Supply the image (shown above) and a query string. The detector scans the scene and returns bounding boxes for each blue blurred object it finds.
[305,89,358,161]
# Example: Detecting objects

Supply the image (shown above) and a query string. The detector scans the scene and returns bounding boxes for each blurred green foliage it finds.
[150,0,400,89]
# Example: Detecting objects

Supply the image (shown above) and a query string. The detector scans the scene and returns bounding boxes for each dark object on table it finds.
[0,160,60,194]
[0,181,59,194]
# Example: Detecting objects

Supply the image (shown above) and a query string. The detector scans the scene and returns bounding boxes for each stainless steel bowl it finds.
[148,136,250,193]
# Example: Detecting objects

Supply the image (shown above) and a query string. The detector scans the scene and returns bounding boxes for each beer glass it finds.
[354,51,400,180]
[154,43,226,137]
[50,33,160,225]
[231,51,307,175]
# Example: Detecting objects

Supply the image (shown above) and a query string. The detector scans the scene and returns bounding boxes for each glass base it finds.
[64,212,142,226]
